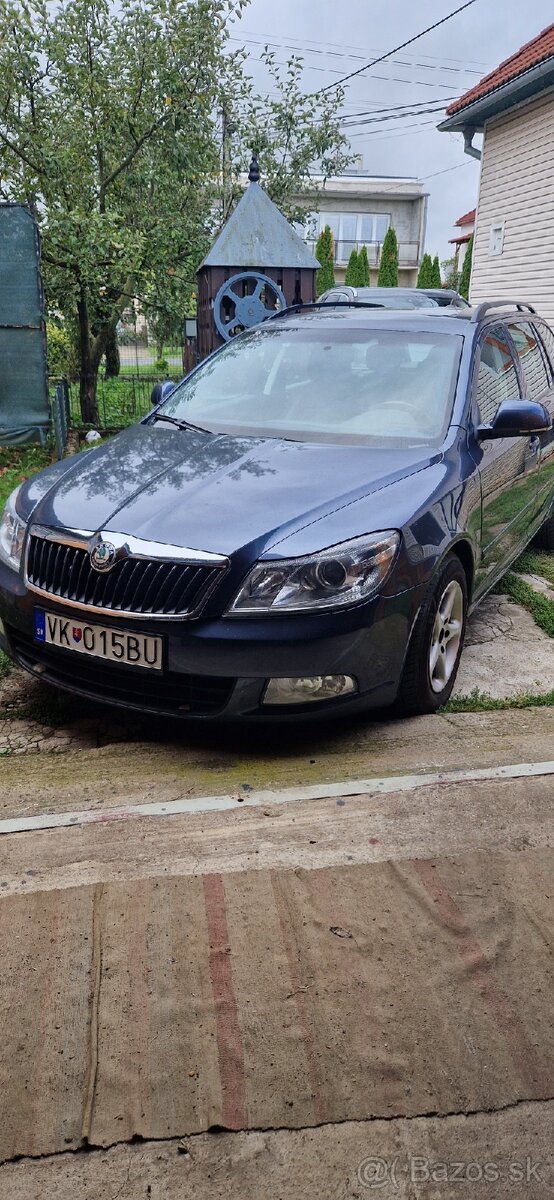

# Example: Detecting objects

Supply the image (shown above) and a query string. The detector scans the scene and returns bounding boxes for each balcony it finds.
[307,240,420,268]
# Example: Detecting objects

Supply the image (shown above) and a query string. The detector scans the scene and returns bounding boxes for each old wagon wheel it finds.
[213,271,286,342]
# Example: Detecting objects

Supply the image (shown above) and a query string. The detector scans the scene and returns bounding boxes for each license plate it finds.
[34,610,163,671]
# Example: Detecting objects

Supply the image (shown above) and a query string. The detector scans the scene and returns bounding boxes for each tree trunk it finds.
[104,326,120,378]
[77,292,100,425]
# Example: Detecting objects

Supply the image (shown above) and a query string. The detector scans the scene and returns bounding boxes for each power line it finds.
[317,0,479,94]
[341,105,454,129]
[230,34,485,78]
[421,160,475,179]
[228,29,491,70]
[348,120,438,141]
[244,51,476,92]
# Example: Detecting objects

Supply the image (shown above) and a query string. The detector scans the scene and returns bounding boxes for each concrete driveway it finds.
[0,587,552,1199]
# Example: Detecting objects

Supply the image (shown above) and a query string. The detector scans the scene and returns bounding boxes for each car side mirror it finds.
[477,399,552,440]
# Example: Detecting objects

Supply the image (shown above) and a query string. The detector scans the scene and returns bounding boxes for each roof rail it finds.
[470,300,537,322]
[270,300,385,320]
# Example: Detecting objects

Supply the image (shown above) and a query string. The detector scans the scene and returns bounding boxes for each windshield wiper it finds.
[152,413,209,434]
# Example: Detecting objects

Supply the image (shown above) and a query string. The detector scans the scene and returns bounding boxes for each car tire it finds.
[533,512,554,552]
[396,554,468,716]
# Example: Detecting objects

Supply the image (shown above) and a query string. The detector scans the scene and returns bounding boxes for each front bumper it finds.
[0,561,424,720]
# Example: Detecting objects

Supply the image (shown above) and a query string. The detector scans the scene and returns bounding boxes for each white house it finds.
[448,208,475,272]
[439,24,554,326]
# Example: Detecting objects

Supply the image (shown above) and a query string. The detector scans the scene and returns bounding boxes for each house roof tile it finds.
[446,23,554,116]
[455,209,476,227]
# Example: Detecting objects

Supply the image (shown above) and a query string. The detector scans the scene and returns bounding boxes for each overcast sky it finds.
[233,0,553,262]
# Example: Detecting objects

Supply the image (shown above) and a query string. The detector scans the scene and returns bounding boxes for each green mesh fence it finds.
[0,205,50,445]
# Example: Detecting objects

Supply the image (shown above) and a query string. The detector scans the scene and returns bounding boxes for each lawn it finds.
[0,444,52,511]
[0,445,52,677]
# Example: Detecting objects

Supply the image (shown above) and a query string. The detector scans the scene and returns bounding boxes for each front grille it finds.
[10,628,235,716]
[26,533,225,617]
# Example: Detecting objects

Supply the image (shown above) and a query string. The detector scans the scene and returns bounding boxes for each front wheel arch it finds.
[396,552,469,716]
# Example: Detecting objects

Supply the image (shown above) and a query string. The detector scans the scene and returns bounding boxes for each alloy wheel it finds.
[428,579,464,694]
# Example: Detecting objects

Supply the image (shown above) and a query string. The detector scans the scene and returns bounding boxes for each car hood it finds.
[30,424,439,556]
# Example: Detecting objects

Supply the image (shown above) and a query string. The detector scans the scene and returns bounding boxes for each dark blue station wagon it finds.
[0,300,552,720]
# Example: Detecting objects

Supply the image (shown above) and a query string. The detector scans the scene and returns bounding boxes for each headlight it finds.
[0,486,27,571]
[229,531,400,615]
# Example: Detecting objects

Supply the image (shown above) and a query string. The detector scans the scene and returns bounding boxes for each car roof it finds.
[324,286,435,299]
[271,301,542,336]
[421,288,460,298]
[271,306,474,335]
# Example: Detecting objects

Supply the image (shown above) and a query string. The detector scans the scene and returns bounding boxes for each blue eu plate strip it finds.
[34,609,46,642]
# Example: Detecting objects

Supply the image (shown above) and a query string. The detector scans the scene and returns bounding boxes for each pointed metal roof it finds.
[201,168,319,270]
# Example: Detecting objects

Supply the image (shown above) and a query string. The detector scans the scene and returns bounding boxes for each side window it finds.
[475,328,520,424]
[535,322,554,382]
[507,322,549,399]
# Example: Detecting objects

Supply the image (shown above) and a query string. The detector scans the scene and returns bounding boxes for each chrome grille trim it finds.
[24,527,229,620]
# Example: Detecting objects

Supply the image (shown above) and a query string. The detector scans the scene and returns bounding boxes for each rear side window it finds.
[507,323,549,399]
[475,328,520,424]
[535,322,554,381]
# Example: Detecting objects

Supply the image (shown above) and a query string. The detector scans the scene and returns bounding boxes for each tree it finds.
[222,48,351,226]
[431,255,441,288]
[441,256,460,291]
[377,226,399,287]
[417,253,433,288]
[344,248,359,286]
[0,0,349,423]
[358,244,370,286]
[459,234,474,300]
[315,226,336,295]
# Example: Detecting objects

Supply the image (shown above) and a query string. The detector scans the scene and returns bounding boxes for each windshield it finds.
[156,323,463,446]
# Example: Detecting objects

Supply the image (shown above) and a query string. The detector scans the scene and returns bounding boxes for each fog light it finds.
[263,675,357,706]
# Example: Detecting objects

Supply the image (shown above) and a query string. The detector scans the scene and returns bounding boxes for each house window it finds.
[317,212,391,262]
[489,221,505,256]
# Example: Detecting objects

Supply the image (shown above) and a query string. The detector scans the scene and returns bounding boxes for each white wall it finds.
[470,90,554,328]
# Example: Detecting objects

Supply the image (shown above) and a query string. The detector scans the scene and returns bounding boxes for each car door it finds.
[470,324,541,596]
[527,319,554,525]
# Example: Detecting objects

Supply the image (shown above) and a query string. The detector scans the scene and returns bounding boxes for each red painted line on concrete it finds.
[202,873,246,1130]
[412,858,551,1097]
[271,872,325,1124]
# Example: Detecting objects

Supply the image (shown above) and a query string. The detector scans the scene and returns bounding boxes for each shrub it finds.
[358,244,370,286]
[417,253,433,288]
[46,321,78,380]
[315,225,336,295]
[377,226,398,287]
[459,233,473,300]
[431,255,441,287]
[344,247,359,286]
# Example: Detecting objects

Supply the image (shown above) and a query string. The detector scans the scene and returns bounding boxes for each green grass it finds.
[0,650,11,680]
[0,445,53,680]
[442,686,554,712]
[496,571,554,638]
[514,549,554,588]
[0,444,52,511]
[70,374,181,430]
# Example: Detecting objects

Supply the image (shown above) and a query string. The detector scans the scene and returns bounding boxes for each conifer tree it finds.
[358,244,370,286]
[459,234,473,300]
[344,247,359,286]
[377,226,399,287]
[315,225,336,295]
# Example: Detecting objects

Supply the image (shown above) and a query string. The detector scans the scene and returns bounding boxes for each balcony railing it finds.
[308,240,420,267]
